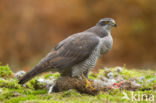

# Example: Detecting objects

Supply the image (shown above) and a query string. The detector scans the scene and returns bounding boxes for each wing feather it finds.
[19,33,99,84]
[46,33,99,71]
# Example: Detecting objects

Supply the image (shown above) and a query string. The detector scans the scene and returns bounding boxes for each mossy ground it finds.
[0,64,155,103]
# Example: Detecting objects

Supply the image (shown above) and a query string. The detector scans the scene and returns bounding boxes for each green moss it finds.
[89,72,98,80]
[0,78,22,89]
[0,64,13,78]
[120,69,142,80]
[1,88,156,103]
[0,63,155,103]
[61,89,81,97]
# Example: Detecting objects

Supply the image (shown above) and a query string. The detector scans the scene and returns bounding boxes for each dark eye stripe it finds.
[99,20,109,26]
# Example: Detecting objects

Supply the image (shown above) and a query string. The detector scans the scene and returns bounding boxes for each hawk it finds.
[19,18,117,84]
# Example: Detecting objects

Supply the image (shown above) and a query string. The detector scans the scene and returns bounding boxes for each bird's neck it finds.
[86,26,111,38]
[103,25,112,32]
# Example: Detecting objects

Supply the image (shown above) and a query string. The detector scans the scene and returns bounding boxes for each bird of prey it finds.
[19,18,117,85]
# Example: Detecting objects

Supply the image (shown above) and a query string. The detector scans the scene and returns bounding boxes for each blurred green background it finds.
[0,0,156,71]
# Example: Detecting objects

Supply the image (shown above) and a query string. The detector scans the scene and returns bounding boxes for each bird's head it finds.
[96,18,117,31]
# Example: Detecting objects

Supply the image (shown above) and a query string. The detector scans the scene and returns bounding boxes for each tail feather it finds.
[18,65,48,84]
[18,52,56,84]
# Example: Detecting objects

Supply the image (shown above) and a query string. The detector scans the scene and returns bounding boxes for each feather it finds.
[19,33,99,84]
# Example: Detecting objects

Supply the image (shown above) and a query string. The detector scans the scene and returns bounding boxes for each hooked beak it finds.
[111,20,117,27]
[113,23,117,27]
[112,23,117,27]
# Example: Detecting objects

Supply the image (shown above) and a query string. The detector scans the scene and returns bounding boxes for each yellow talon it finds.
[82,74,95,90]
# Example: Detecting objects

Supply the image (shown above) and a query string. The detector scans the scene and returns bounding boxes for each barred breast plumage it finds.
[71,31,113,78]
[71,45,99,77]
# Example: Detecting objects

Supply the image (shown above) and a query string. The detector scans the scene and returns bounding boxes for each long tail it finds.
[18,64,49,84]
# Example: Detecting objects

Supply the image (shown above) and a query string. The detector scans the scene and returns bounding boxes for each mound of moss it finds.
[0,64,155,103]
[0,64,13,78]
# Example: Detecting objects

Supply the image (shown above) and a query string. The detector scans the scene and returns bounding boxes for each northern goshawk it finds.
[19,18,117,84]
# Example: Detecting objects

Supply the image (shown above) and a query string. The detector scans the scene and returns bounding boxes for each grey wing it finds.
[45,33,99,71]
[18,33,99,84]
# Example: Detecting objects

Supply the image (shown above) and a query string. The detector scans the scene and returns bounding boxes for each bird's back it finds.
[19,32,99,84]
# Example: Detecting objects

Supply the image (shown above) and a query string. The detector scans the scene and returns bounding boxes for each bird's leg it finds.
[83,70,89,79]
[82,74,95,90]
[77,75,83,80]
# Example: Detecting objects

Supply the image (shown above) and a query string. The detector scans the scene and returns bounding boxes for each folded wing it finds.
[19,33,99,84]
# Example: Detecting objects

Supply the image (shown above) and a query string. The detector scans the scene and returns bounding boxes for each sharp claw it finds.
[82,74,95,90]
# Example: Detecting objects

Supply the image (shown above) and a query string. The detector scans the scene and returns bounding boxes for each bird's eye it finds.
[104,21,109,24]
[99,20,109,26]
